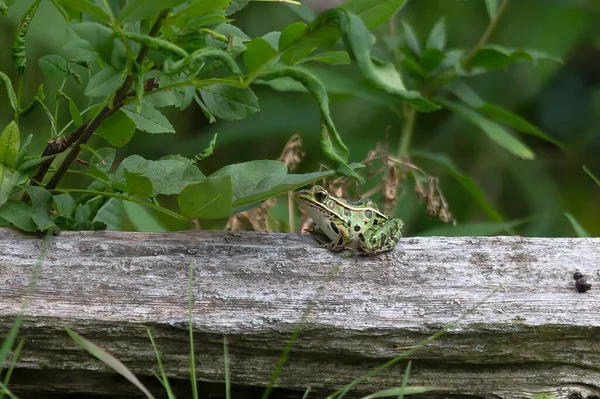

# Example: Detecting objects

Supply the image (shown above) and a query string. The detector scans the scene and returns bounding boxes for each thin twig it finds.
[462,0,509,70]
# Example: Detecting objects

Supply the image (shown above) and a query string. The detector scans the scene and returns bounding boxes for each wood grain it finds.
[1,228,599,398]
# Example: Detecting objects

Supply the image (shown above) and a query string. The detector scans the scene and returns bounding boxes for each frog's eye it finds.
[315,189,328,202]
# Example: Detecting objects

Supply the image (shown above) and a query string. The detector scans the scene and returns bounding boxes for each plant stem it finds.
[51,188,185,220]
[398,105,416,159]
[44,11,169,190]
[462,0,509,69]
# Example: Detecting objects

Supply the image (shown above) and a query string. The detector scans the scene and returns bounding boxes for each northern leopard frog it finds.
[295,186,404,254]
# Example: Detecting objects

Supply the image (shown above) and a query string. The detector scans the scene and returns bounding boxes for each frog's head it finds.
[295,186,341,225]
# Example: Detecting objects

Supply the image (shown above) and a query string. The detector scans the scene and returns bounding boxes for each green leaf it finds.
[411,150,503,222]
[297,51,350,65]
[480,103,562,147]
[12,0,41,70]
[199,84,260,121]
[94,198,123,231]
[210,160,287,205]
[95,110,136,147]
[122,103,175,134]
[178,175,233,219]
[68,21,126,68]
[68,96,83,127]
[311,10,438,112]
[124,169,153,198]
[22,185,55,231]
[39,54,69,78]
[15,133,32,168]
[420,219,529,237]
[448,80,562,147]
[88,147,116,181]
[66,329,156,399]
[53,193,76,218]
[467,45,561,70]
[564,212,590,238]
[85,67,124,97]
[426,17,446,51]
[279,21,314,66]
[356,386,447,399]
[166,0,229,27]
[438,99,535,160]
[55,0,110,22]
[419,48,445,72]
[194,133,218,162]
[0,71,17,110]
[258,67,362,182]
[230,164,364,213]
[0,200,36,231]
[17,154,58,174]
[341,0,407,30]
[243,37,278,73]
[0,167,19,206]
[485,0,500,20]
[226,0,249,15]
[583,165,600,187]
[401,21,421,56]
[113,155,205,196]
[0,121,19,168]
[123,201,166,232]
[118,0,190,23]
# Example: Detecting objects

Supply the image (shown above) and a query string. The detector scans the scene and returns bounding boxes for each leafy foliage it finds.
[0,0,593,238]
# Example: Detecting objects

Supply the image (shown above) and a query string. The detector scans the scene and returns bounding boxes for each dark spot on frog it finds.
[344,208,351,217]
[337,237,344,246]
[330,222,339,234]
[354,224,361,232]
[380,233,386,242]
[364,209,372,219]
[373,219,378,225]
[347,220,351,227]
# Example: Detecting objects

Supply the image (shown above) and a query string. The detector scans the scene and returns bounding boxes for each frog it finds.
[295,185,404,254]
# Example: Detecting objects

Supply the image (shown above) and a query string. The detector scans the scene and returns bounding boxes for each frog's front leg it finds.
[359,218,404,254]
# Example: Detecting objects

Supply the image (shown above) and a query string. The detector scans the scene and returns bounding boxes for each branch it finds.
[33,11,169,189]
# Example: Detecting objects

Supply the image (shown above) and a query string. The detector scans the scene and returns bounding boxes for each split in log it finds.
[1,228,600,398]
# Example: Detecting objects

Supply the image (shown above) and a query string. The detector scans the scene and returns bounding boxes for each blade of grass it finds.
[583,165,600,187]
[261,262,343,399]
[188,261,199,399]
[326,285,503,399]
[224,336,231,399]
[397,360,412,399]
[359,386,448,399]
[564,212,590,238]
[0,232,51,381]
[302,387,312,399]
[0,382,18,399]
[66,328,156,399]
[0,338,24,399]
[148,329,176,399]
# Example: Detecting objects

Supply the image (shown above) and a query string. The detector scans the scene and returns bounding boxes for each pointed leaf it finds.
[0,71,17,110]
[22,185,55,231]
[341,0,408,30]
[178,175,232,219]
[438,99,535,160]
[485,0,500,20]
[258,67,362,182]
[0,200,36,231]
[243,37,277,73]
[199,84,260,121]
[0,166,19,206]
[297,51,350,65]
[122,103,175,133]
[85,67,124,97]
[426,18,446,51]
[55,0,110,22]
[0,121,19,168]
[118,0,190,23]
[95,110,136,147]
[123,201,166,232]
[124,169,153,197]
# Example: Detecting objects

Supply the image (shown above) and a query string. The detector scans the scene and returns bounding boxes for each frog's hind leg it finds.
[359,218,404,254]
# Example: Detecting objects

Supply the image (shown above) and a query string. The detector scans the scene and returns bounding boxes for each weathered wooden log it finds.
[1,228,599,398]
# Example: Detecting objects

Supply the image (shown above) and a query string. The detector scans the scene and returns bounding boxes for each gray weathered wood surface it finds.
[1,228,599,398]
